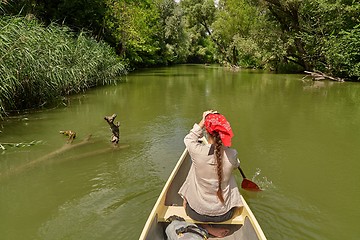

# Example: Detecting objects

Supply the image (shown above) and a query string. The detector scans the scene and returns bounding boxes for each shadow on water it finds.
[0,135,129,181]
[132,72,198,78]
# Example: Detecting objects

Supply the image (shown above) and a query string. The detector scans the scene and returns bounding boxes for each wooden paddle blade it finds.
[241,178,262,191]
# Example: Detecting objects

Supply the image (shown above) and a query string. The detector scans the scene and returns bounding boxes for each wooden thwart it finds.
[158,206,245,225]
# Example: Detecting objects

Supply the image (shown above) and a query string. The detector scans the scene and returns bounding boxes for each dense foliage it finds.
[1,0,359,79]
[0,16,126,118]
[261,0,360,79]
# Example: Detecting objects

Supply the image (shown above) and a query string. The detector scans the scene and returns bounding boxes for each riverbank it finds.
[0,16,128,119]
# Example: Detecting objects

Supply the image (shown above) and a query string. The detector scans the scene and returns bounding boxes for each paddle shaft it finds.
[238,166,247,179]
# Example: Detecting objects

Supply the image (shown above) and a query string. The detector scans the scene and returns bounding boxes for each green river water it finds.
[1,65,360,240]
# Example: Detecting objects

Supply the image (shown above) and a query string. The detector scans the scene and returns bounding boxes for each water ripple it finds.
[248,189,331,240]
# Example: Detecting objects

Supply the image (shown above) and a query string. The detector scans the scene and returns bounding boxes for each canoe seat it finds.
[159,206,245,225]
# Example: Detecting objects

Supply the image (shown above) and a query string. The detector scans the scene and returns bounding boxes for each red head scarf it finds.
[204,113,234,147]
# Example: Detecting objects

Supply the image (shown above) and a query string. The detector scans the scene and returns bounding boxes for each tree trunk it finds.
[304,71,344,82]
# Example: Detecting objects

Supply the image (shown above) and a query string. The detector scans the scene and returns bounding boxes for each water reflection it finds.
[1,65,360,240]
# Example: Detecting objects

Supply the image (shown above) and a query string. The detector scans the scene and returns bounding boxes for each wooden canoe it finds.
[139,147,267,240]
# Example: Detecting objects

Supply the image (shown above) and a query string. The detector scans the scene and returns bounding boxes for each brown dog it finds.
[59,130,76,143]
[104,114,120,145]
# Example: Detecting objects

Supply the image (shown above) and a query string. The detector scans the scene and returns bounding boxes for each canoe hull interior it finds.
[140,149,266,240]
[144,217,259,240]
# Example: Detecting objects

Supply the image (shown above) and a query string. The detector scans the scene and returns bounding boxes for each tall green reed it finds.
[0,16,127,119]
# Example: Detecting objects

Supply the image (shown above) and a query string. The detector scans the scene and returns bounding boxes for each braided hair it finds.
[213,131,225,204]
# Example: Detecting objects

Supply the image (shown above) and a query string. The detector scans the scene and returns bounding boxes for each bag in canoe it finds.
[165,215,209,240]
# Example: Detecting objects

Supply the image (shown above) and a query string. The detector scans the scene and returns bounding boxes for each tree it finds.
[262,0,360,79]
[104,0,162,67]
[156,0,190,64]
[212,0,268,67]
[180,0,218,63]
[298,0,360,80]
[1,0,107,39]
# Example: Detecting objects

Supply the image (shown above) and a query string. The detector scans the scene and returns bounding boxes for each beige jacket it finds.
[178,123,243,216]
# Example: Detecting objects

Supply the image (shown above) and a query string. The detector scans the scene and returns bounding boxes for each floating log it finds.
[304,71,344,82]
[0,140,41,150]
[0,135,92,180]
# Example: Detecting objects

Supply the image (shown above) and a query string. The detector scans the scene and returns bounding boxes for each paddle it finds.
[238,166,262,191]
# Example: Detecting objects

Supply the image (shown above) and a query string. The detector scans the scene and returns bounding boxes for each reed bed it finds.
[0,16,127,118]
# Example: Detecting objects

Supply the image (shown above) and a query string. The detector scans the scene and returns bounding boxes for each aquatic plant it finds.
[0,16,127,119]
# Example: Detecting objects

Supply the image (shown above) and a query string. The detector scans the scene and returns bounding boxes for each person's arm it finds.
[198,110,214,128]
[198,117,205,129]
[227,149,240,168]
[184,123,204,148]
[184,110,214,151]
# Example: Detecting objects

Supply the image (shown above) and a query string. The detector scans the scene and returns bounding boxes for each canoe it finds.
[139,147,267,240]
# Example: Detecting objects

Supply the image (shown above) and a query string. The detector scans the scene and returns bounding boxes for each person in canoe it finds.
[178,110,244,236]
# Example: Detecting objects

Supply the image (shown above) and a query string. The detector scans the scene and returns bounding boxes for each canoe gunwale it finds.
[139,149,188,239]
[139,148,267,240]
